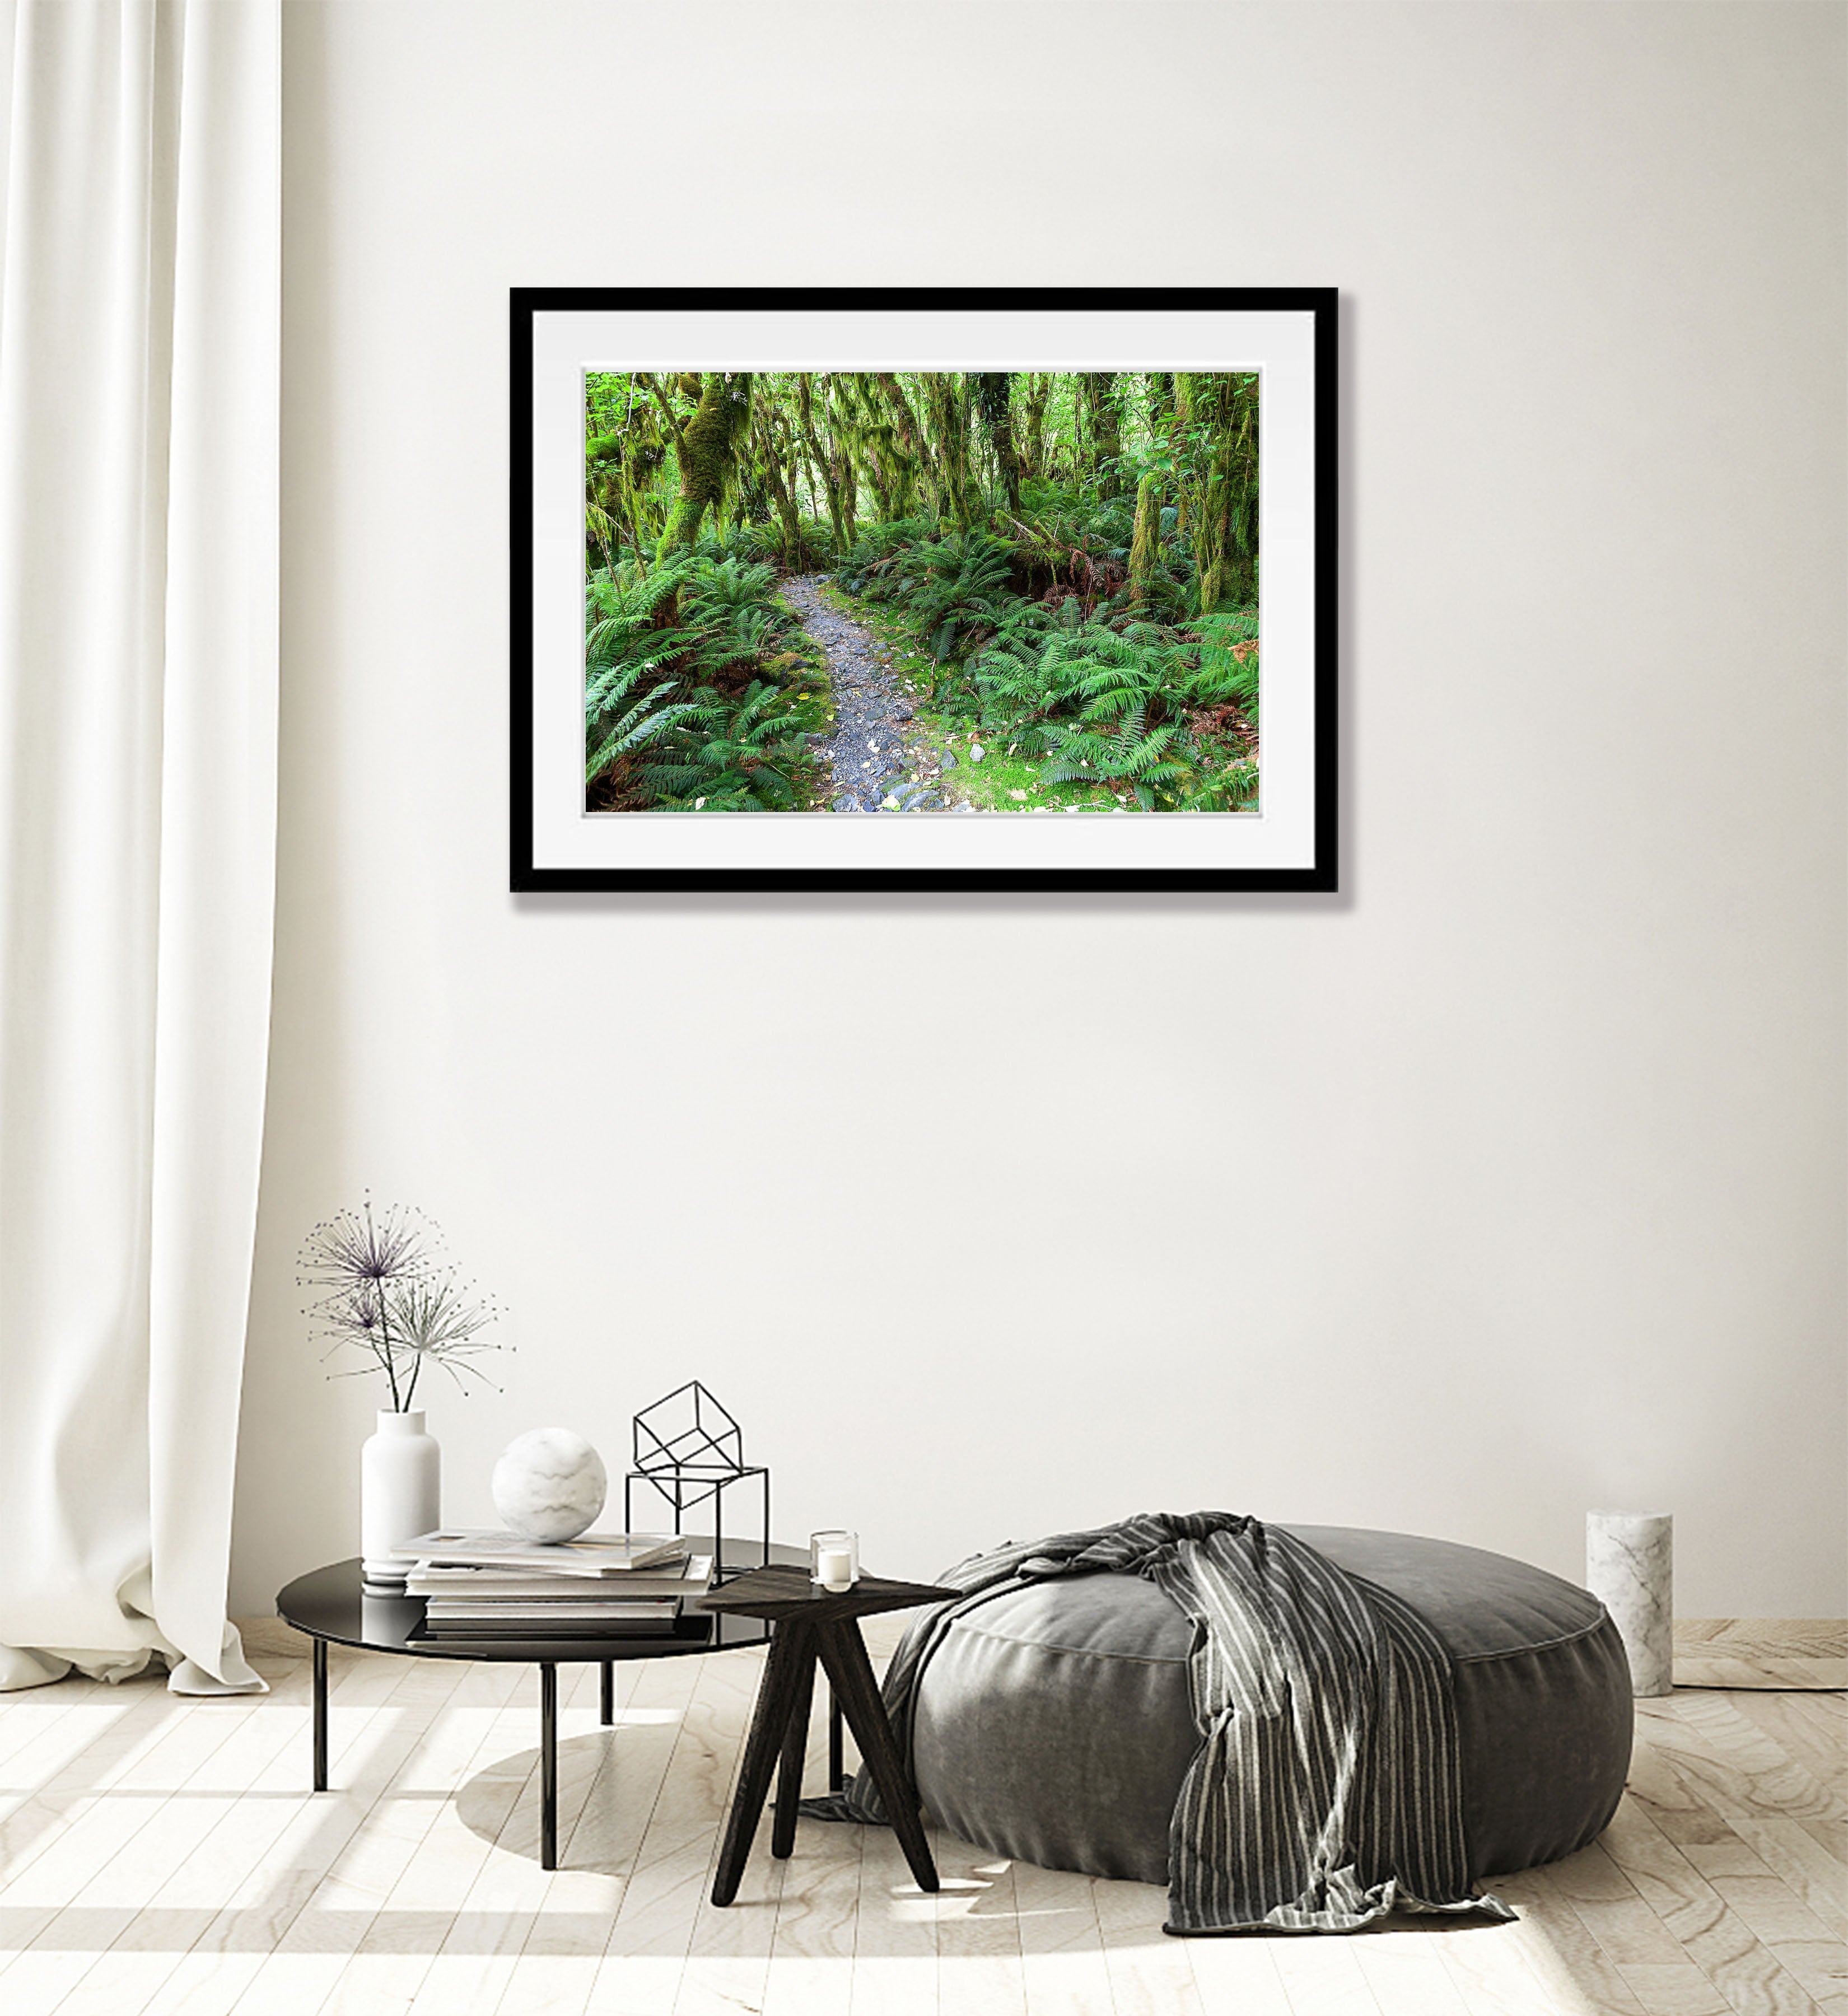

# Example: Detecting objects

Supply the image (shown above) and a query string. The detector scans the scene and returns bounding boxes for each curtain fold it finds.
[0,0,279,1694]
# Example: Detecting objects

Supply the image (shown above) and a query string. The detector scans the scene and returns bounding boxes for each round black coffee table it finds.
[278,1540,810,1869]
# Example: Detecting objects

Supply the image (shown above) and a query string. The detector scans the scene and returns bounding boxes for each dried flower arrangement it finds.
[297,1197,507,1411]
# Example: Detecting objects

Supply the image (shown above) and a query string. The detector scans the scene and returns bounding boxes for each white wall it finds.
[230,2,1847,1620]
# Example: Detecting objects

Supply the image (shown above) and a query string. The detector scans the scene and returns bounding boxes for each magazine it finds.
[401,1528,688,1574]
[405,1557,714,1599]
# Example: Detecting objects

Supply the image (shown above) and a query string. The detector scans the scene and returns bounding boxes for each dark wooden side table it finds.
[697,1566,958,1907]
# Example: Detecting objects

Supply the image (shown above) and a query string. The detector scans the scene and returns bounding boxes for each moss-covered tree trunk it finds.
[791,435,818,517]
[585,440,622,573]
[656,371,754,559]
[1173,372,1196,535]
[924,374,972,530]
[1146,372,1174,436]
[585,423,658,571]
[876,374,931,515]
[797,374,847,556]
[1022,372,1053,479]
[862,446,894,519]
[1082,372,1123,496]
[974,371,1021,517]
[1192,374,1259,614]
[840,374,898,518]
[830,438,858,548]
[755,408,804,565]
[1127,470,1163,608]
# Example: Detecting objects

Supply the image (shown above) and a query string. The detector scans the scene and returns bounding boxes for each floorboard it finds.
[0,1615,1833,2014]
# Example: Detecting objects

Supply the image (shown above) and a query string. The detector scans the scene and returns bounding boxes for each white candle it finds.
[818,1547,853,1592]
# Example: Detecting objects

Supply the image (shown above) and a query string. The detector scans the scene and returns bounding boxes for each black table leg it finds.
[600,1661,614,1728]
[312,1638,328,1793]
[815,1624,938,1894]
[770,1632,816,1860]
[711,1620,813,1906]
[829,1686,844,1791]
[540,1662,558,1871]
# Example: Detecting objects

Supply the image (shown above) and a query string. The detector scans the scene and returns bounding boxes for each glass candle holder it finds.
[810,1529,859,1592]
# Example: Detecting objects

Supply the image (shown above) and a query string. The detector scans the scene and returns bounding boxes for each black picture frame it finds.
[511,287,1338,894]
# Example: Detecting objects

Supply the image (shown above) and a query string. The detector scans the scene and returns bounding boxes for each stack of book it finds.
[402,1529,714,1640]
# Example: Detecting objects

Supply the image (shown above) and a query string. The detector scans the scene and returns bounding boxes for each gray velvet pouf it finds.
[909,1524,1633,1886]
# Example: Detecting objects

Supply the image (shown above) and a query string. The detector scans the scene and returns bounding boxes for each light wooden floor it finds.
[0,1618,1837,2015]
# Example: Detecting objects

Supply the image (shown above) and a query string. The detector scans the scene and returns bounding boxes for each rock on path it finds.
[779,575,966,814]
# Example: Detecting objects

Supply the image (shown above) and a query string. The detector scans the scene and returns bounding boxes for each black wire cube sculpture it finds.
[624,1380,768,1584]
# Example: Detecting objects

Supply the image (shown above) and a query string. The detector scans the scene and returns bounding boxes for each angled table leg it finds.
[312,1639,328,1792]
[696,1566,959,1907]
[711,1620,814,1906]
[540,1662,559,1871]
[815,1623,939,1893]
[600,1661,614,1728]
[771,1631,817,1860]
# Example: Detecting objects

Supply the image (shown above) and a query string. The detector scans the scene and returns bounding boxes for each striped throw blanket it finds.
[804,1510,1515,1935]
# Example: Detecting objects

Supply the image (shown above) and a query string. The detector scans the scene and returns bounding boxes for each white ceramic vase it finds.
[361,1409,441,1588]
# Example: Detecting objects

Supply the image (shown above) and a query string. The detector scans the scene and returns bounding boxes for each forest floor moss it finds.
[811,577,1138,815]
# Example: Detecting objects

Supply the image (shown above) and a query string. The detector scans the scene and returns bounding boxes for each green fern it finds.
[1187,610,1261,717]
[898,532,1015,660]
[1039,701,1187,811]
[585,553,817,808]
[585,662,698,785]
[647,680,813,811]
[1171,757,1260,812]
[685,557,778,616]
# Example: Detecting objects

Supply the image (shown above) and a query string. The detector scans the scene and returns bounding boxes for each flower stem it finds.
[381,1301,400,1411]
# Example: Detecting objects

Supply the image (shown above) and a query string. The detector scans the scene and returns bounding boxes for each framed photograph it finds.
[511,288,1336,892]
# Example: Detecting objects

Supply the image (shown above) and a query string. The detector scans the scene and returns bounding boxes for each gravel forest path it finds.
[779,575,965,814]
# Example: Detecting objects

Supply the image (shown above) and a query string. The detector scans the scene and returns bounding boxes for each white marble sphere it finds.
[492,1429,608,1543]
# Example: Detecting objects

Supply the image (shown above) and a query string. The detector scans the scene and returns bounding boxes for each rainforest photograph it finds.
[582,370,1259,816]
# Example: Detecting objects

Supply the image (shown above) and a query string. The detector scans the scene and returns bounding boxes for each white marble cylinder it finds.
[1586,1510,1673,1697]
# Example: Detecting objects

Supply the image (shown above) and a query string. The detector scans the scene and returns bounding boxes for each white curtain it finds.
[0,0,279,1693]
